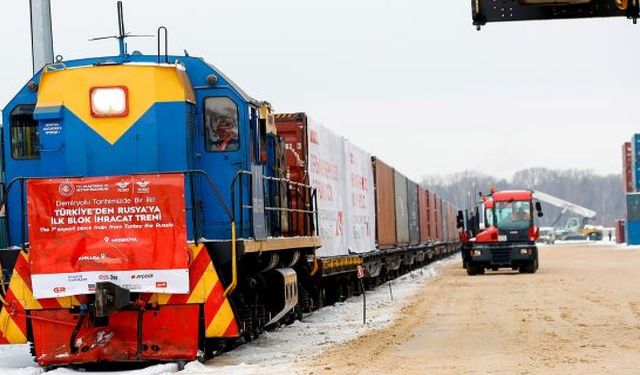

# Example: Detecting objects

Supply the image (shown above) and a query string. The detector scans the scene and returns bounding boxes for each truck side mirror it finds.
[535,201,544,217]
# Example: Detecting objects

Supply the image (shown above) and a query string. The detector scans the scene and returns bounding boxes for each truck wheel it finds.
[520,260,537,274]
[467,264,484,276]
[466,263,477,276]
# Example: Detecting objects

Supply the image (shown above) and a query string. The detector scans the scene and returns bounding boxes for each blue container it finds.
[632,135,640,190]
[633,134,640,158]
[626,220,640,245]
[627,193,640,221]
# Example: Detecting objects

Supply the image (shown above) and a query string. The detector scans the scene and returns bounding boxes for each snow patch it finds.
[0,345,42,375]
[181,255,459,374]
[47,363,179,375]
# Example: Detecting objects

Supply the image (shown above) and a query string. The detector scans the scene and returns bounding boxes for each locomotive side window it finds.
[10,104,39,160]
[204,97,239,152]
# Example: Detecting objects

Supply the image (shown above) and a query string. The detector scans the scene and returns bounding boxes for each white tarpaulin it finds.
[307,119,348,257]
[343,141,376,253]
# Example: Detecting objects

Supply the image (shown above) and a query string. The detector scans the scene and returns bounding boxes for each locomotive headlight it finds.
[90,86,129,118]
[471,249,482,256]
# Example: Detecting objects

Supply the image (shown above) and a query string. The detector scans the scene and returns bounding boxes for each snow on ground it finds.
[0,344,179,375]
[0,255,459,375]
[0,345,42,375]
[182,255,459,375]
[47,364,179,375]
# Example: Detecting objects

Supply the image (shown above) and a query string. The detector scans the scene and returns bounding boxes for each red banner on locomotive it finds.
[26,174,189,299]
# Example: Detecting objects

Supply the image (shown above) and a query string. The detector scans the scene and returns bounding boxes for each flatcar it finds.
[0,3,460,366]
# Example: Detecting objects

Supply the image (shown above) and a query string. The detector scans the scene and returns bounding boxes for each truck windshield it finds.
[495,201,532,229]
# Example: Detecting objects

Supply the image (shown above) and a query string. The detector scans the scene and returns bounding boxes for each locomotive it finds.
[0,3,460,366]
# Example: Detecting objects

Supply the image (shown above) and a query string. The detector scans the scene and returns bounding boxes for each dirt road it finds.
[302,244,640,374]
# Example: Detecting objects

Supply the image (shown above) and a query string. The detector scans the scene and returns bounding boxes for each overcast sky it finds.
[0,0,637,181]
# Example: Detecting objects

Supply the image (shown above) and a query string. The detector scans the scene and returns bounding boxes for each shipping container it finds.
[394,171,410,245]
[275,113,309,185]
[615,219,626,244]
[632,135,640,190]
[407,180,420,245]
[307,119,348,257]
[627,220,640,245]
[428,192,437,242]
[418,187,430,244]
[277,114,378,255]
[627,192,640,221]
[445,202,451,242]
[623,142,633,193]
[450,203,458,242]
[626,193,640,245]
[274,113,309,237]
[435,197,443,242]
[373,158,397,248]
[441,200,448,242]
[343,140,376,253]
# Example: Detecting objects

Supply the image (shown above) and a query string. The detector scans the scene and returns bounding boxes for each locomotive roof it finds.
[21,53,258,105]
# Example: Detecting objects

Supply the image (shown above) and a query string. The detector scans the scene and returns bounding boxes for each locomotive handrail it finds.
[131,169,233,221]
[157,26,169,64]
[231,170,319,242]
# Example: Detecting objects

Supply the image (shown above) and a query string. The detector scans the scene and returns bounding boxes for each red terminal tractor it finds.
[459,189,544,275]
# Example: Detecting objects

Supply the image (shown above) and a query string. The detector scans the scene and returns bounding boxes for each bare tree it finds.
[422,168,623,227]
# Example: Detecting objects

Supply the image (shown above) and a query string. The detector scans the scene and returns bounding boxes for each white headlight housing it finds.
[90,86,128,118]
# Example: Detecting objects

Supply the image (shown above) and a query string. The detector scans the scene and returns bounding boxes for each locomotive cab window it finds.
[10,104,39,159]
[204,97,239,152]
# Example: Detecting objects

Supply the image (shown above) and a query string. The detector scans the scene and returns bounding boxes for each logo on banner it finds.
[131,273,154,280]
[53,286,66,294]
[67,275,87,282]
[58,181,76,197]
[78,252,122,265]
[98,274,118,281]
[156,281,167,288]
[136,179,150,193]
[116,180,131,192]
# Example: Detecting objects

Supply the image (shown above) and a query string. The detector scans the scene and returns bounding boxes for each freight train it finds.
[0,5,460,366]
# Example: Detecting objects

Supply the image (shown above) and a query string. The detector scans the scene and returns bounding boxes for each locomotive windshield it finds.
[495,201,532,230]
[204,97,239,152]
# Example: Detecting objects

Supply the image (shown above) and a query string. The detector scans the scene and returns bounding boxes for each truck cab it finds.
[467,190,543,275]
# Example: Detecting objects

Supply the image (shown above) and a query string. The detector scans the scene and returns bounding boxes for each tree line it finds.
[422,168,624,227]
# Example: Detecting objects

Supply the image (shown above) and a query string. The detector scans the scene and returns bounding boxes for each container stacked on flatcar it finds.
[275,114,460,295]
